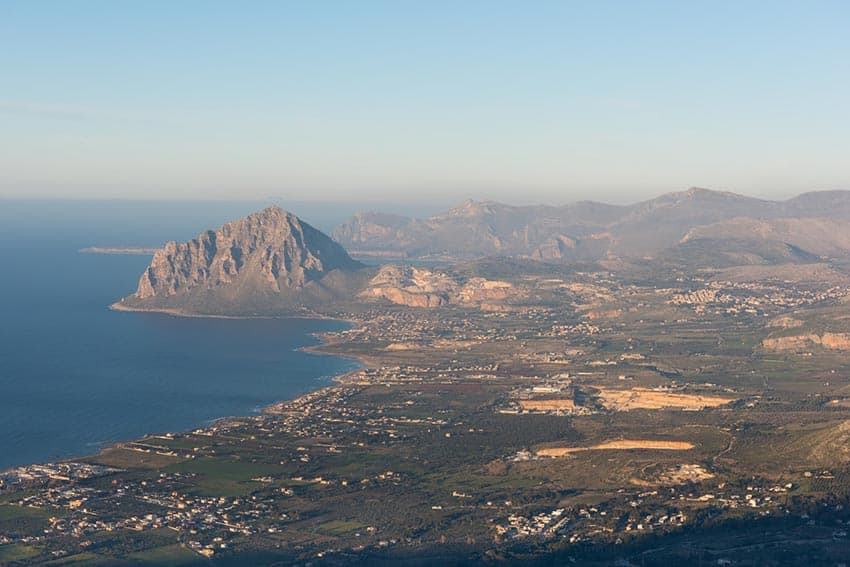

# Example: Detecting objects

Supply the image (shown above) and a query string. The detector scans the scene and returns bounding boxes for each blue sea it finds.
[0,199,432,471]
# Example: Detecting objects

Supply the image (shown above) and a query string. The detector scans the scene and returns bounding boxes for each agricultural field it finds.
[4,269,850,565]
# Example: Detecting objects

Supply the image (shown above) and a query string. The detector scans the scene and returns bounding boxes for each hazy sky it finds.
[2,1,849,204]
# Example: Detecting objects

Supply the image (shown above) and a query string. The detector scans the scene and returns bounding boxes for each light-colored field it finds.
[658,464,714,484]
[630,463,714,487]
[595,387,732,411]
[385,342,422,351]
[431,339,480,349]
[519,399,577,411]
[386,339,479,351]
[536,439,694,457]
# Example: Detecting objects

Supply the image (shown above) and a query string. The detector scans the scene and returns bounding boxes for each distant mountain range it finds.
[333,188,850,266]
[116,188,850,316]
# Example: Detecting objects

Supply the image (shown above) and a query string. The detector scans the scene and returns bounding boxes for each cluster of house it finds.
[670,281,849,316]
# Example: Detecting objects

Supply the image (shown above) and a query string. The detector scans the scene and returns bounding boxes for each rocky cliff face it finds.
[117,206,367,315]
[333,200,625,261]
[360,265,456,307]
[360,265,525,308]
[762,332,850,351]
[331,211,421,254]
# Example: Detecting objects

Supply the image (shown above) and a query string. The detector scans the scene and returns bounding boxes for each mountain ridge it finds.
[332,188,850,264]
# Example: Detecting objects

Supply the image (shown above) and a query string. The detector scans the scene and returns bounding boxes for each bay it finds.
[0,200,365,470]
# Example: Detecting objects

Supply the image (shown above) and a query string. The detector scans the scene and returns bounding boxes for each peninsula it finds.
[79,247,160,255]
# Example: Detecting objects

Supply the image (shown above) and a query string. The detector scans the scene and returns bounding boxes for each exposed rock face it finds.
[361,265,524,308]
[332,211,421,255]
[360,266,456,307]
[117,206,367,315]
[531,235,577,261]
[457,278,516,303]
[365,287,450,308]
[762,333,850,351]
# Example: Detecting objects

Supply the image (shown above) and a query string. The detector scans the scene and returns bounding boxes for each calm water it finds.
[0,200,377,470]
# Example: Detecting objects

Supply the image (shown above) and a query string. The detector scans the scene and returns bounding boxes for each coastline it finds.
[110,301,282,320]
[5,307,367,473]
[301,331,378,376]
[109,300,343,322]
[79,246,160,255]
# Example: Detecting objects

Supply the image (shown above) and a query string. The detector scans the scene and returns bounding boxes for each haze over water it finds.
[0,200,373,470]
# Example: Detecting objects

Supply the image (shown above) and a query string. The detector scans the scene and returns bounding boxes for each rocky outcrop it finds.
[115,206,367,315]
[531,235,577,261]
[135,206,362,298]
[360,266,456,307]
[332,211,421,252]
[458,278,517,303]
[819,333,850,349]
[365,286,450,308]
[762,332,850,351]
[360,265,524,308]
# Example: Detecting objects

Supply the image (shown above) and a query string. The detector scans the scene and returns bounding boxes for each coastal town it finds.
[5,267,850,565]
[5,0,850,562]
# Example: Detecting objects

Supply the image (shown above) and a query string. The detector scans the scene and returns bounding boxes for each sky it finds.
[1,0,849,205]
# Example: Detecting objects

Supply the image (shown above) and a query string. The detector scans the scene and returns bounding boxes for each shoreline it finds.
[109,300,342,322]
[3,308,368,473]
[79,246,160,255]
[110,301,288,320]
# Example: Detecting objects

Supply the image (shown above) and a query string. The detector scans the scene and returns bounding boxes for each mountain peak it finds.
[121,207,363,304]
[441,199,506,218]
[673,187,748,201]
[685,187,715,196]
[235,205,299,226]
[251,204,292,217]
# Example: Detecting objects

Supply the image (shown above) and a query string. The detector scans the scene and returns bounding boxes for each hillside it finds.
[333,188,850,267]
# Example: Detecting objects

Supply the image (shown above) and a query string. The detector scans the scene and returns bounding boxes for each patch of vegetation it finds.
[0,544,40,563]
[126,544,202,566]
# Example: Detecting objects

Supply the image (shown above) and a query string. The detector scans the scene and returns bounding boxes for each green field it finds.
[0,544,40,563]
[126,544,203,566]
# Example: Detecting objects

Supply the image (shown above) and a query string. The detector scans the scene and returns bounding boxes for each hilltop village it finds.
[5,267,850,565]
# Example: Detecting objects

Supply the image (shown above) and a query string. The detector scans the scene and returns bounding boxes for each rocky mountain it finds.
[333,188,850,267]
[333,199,626,261]
[762,310,850,352]
[605,188,778,258]
[112,189,850,315]
[114,206,370,316]
[762,332,850,352]
[681,217,850,258]
[360,265,526,309]
[782,190,850,218]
